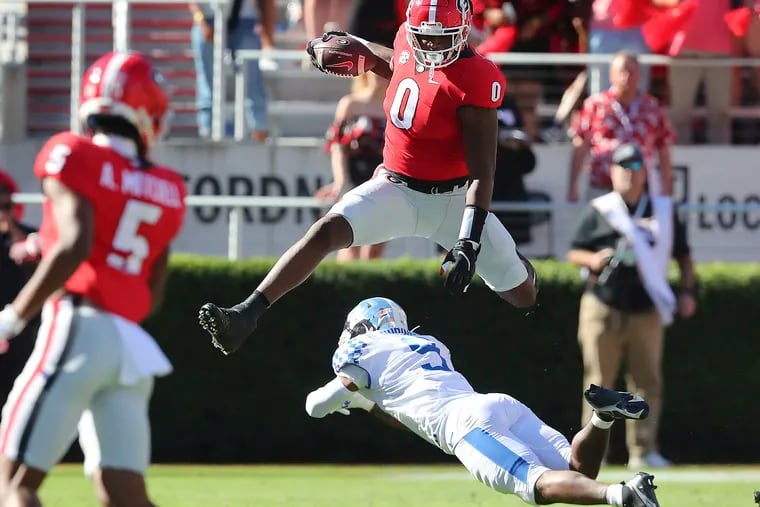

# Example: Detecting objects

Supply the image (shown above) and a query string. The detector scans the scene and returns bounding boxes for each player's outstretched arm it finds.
[440,106,498,295]
[8,178,93,325]
[305,376,375,418]
[368,405,408,431]
[459,106,498,212]
[361,40,393,80]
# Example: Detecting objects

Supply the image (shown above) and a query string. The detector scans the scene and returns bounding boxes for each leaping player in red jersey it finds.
[199,0,539,356]
[0,51,186,507]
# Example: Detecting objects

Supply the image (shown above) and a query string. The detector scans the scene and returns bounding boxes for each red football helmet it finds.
[79,51,170,149]
[405,0,472,68]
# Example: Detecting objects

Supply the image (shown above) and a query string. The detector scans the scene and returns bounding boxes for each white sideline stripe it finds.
[378,469,760,483]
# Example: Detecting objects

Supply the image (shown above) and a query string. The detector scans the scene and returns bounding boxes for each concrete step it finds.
[267,100,335,137]
[263,69,351,102]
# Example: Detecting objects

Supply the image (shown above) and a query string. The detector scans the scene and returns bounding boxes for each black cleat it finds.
[584,384,650,420]
[623,472,660,507]
[198,303,258,355]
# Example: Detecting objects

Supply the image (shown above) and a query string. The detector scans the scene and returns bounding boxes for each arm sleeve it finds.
[339,363,371,389]
[305,377,356,418]
[33,133,97,202]
[655,104,677,148]
[461,62,506,108]
[569,97,595,142]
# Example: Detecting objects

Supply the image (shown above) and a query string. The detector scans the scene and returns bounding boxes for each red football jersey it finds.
[33,132,187,323]
[382,27,506,181]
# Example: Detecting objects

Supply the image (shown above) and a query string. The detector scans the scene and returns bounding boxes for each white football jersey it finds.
[332,328,476,454]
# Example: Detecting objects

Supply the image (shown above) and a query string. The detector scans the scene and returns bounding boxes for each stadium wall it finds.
[2,140,759,261]
[78,256,758,465]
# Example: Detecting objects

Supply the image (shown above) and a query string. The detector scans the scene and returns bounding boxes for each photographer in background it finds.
[0,170,39,412]
[566,143,697,470]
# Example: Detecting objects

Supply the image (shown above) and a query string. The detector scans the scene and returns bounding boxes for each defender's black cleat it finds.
[585,384,650,421]
[198,303,258,355]
[622,472,660,507]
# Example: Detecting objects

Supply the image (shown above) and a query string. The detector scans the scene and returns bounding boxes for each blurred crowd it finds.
[208,0,760,145]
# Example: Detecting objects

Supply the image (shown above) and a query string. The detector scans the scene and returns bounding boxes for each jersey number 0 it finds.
[389,77,503,130]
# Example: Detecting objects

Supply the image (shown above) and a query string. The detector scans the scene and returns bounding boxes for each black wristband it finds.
[458,205,488,243]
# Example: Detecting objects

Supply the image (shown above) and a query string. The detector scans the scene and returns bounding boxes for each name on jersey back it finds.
[98,162,183,209]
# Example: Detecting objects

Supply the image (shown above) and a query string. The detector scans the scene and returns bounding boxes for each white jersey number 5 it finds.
[107,199,162,275]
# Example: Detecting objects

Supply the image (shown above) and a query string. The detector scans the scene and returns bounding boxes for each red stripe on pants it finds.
[0,299,61,454]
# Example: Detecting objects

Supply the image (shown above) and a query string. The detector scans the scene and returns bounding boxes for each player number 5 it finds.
[107,199,162,275]
[44,144,73,175]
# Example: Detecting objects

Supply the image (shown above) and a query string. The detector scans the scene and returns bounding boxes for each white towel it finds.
[112,314,173,385]
[591,192,676,326]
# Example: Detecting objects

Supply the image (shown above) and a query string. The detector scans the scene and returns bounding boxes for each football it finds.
[308,33,378,78]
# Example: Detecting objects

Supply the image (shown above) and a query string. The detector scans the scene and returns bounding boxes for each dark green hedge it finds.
[139,257,760,464]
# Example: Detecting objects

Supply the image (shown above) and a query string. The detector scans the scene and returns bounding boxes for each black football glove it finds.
[306,30,349,73]
[440,239,480,295]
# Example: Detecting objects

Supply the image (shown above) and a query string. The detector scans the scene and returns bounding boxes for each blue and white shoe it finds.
[623,472,660,507]
[584,384,650,421]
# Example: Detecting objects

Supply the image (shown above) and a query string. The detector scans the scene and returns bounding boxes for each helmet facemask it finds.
[406,23,469,69]
[405,0,472,70]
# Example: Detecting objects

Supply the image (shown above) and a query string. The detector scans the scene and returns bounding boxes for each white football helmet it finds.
[405,0,472,69]
[338,297,408,346]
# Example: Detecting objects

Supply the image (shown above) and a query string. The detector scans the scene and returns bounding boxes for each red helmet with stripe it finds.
[79,51,170,149]
[406,0,472,68]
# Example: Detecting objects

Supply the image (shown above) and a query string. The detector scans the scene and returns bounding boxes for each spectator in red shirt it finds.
[473,1,518,55]
[586,0,680,95]
[568,51,675,202]
[667,0,734,144]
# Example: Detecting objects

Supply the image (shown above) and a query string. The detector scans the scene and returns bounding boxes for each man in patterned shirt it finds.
[567,51,675,202]
[305,296,662,507]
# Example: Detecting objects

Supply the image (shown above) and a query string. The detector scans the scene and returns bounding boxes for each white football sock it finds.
[592,412,614,429]
[605,484,625,506]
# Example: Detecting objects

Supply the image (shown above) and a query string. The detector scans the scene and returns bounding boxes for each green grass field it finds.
[38,464,759,506]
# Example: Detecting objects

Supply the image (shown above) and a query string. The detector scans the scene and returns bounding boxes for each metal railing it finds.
[231,49,760,140]
[12,192,760,261]
[12,1,760,140]
[0,5,25,64]
[20,0,229,139]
